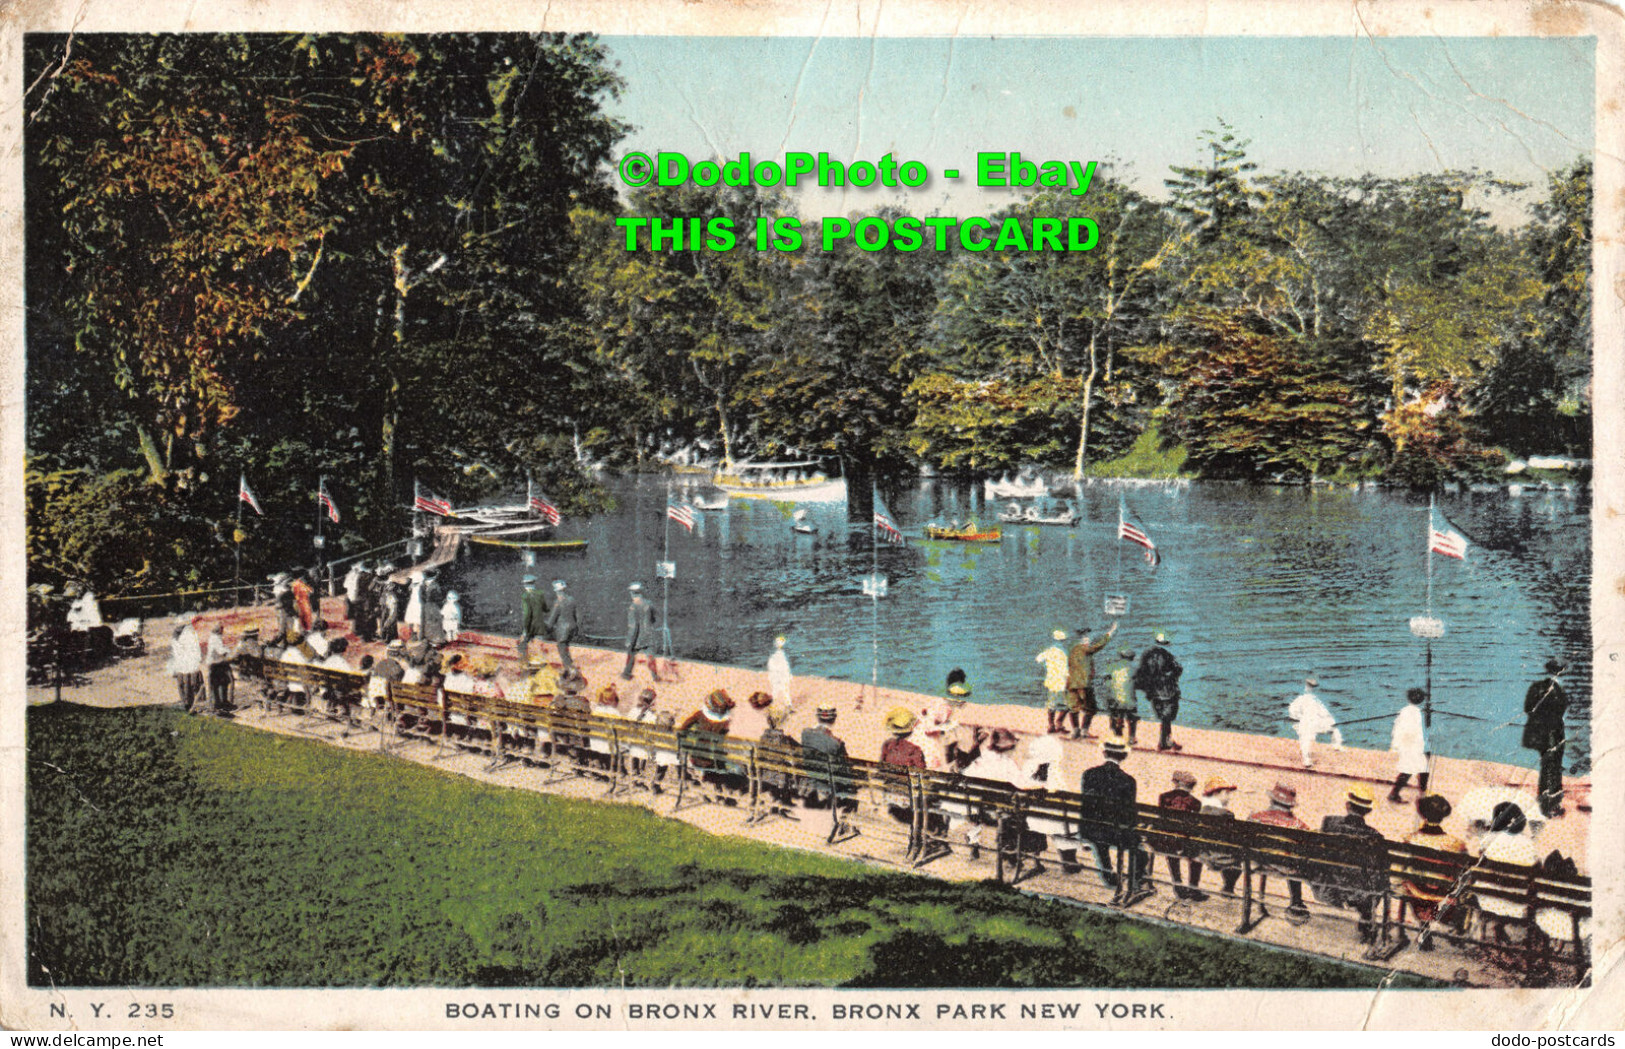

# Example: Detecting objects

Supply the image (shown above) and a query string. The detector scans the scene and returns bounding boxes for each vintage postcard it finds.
[3,0,1621,1034]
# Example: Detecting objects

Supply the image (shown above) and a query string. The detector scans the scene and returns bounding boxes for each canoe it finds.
[921,526,1003,543]
[468,537,589,552]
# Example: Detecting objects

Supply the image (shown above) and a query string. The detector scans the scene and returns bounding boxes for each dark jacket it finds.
[520,587,551,640]
[546,593,580,641]
[800,724,851,795]
[1316,812,1389,900]
[1133,645,1182,704]
[625,598,657,650]
[1522,676,1568,752]
[1079,760,1139,847]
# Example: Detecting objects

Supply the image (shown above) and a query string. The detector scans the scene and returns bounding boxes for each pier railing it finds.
[239,657,1592,987]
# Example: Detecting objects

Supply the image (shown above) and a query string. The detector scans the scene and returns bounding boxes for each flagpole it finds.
[1426,493,1435,619]
[1116,494,1125,586]
[869,484,880,711]
[234,474,244,599]
[660,480,673,661]
[316,475,326,596]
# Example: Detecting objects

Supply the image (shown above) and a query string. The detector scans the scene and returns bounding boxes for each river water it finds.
[437,476,1593,774]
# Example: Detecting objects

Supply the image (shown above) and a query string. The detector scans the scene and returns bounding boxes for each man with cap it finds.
[1289,676,1342,768]
[1158,770,1204,899]
[800,701,852,806]
[1197,776,1242,895]
[167,616,204,713]
[271,573,297,642]
[1037,630,1072,734]
[1133,632,1184,752]
[622,582,659,681]
[1079,736,1147,901]
[1066,621,1119,739]
[544,579,579,672]
[1248,782,1312,922]
[201,622,235,714]
[1105,647,1139,745]
[517,574,551,667]
[1523,658,1570,817]
[1316,785,1390,943]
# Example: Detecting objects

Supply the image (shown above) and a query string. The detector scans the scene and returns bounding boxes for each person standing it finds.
[1037,630,1071,734]
[375,566,403,644]
[202,622,234,714]
[622,582,659,681]
[351,562,378,642]
[1134,632,1184,752]
[271,573,296,642]
[1523,658,1569,818]
[517,574,550,666]
[1066,622,1119,739]
[1288,676,1343,768]
[290,570,316,633]
[767,636,794,706]
[441,590,463,644]
[167,617,204,713]
[545,579,579,672]
[1387,687,1430,803]
[1105,647,1140,745]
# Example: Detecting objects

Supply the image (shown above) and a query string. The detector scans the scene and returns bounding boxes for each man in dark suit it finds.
[545,579,580,671]
[800,701,851,807]
[622,582,660,681]
[517,574,551,666]
[1133,632,1184,752]
[1316,785,1389,943]
[1080,736,1147,902]
[1523,658,1569,818]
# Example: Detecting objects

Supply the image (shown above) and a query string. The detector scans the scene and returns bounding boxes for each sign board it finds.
[860,573,888,598]
[655,561,677,579]
[1104,594,1130,616]
[522,549,536,567]
[1409,615,1445,639]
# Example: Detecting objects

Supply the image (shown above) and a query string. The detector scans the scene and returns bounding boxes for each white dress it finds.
[1390,704,1429,775]
[766,648,793,704]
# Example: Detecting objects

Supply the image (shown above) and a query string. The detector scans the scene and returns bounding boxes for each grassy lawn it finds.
[26,703,1433,988]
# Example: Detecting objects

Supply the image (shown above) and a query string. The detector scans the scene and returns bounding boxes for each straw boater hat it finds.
[1101,736,1130,758]
[629,581,644,594]
[1305,676,1319,688]
[1268,782,1299,808]
[1203,776,1237,797]
[1155,632,1171,645]
[1346,785,1375,812]
[747,690,774,711]
[596,684,620,705]
[553,579,567,592]
[1171,769,1197,789]
[885,706,918,735]
[1051,629,1067,641]
[705,689,735,717]
[988,727,1019,752]
[522,574,537,585]
[816,700,838,723]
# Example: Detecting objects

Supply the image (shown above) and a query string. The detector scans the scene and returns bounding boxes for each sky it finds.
[599,35,1594,224]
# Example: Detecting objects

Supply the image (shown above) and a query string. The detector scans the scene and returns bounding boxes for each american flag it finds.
[528,486,562,525]
[1117,502,1160,566]
[414,482,452,516]
[318,480,340,524]
[667,501,696,532]
[238,474,264,516]
[873,492,903,544]
[1429,519,1468,561]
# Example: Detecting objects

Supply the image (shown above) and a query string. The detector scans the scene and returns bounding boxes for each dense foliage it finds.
[26,37,1591,599]
[26,703,1432,988]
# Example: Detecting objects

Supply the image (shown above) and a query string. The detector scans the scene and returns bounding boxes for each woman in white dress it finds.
[1387,687,1430,803]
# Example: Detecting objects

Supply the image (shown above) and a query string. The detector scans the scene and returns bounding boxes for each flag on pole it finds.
[318,479,340,524]
[527,482,562,525]
[414,481,452,516]
[1118,501,1160,566]
[667,501,696,532]
[238,474,264,516]
[873,493,903,544]
[1429,513,1468,561]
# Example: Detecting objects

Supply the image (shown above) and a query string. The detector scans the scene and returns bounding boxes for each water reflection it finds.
[442,477,1592,773]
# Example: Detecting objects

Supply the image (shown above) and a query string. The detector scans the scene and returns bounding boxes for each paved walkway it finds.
[28,607,1590,988]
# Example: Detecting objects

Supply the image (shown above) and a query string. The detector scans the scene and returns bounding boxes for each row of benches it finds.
[243,657,1591,985]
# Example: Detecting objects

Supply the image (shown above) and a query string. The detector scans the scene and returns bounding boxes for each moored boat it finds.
[713,461,847,502]
[922,524,1003,543]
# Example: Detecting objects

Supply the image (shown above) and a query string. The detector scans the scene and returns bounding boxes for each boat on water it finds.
[921,524,1003,543]
[692,493,730,511]
[712,460,847,502]
[996,500,1079,527]
[984,473,1049,500]
[467,536,588,552]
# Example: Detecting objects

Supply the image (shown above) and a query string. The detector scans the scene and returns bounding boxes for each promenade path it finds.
[27,605,1591,987]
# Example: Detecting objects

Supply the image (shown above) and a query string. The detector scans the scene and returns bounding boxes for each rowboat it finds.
[984,473,1049,500]
[713,461,847,503]
[996,502,1079,527]
[921,525,1003,543]
[467,536,589,552]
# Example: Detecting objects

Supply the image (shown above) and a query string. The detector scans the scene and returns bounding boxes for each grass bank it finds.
[27,703,1432,988]
[1085,421,1191,480]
